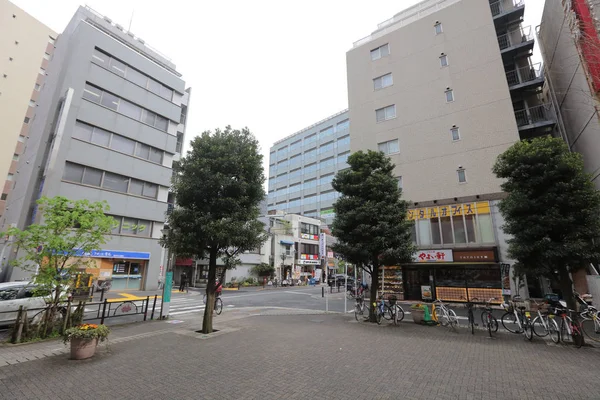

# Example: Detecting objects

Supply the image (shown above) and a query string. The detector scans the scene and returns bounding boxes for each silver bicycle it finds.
[433,299,459,330]
[530,299,560,343]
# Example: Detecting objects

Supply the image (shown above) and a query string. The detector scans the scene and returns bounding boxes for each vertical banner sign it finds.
[164,271,173,303]
[500,263,511,296]
[319,233,326,259]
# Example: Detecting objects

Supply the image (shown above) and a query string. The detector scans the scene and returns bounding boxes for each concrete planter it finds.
[70,337,98,360]
[411,308,425,324]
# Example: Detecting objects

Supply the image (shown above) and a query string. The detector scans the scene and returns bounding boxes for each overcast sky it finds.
[11,0,546,173]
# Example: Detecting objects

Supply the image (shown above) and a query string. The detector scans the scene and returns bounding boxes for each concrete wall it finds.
[0,0,56,218]
[538,0,600,187]
[346,0,520,204]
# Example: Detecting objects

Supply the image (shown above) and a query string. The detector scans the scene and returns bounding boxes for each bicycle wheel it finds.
[436,307,448,326]
[376,310,382,325]
[393,308,398,325]
[383,305,393,321]
[560,318,571,344]
[573,327,584,348]
[488,314,499,333]
[581,318,600,342]
[396,305,405,323]
[346,291,355,300]
[523,319,533,341]
[354,304,361,322]
[501,312,521,333]
[532,316,549,337]
[214,298,223,315]
[548,317,560,344]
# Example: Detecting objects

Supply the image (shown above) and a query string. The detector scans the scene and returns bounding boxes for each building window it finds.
[48,36,55,45]
[373,73,393,90]
[34,83,41,91]
[38,68,45,75]
[370,43,390,61]
[0,193,7,201]
[378,139,400,155]
[82,83,170,132]
[376,105,396,122]
[445,89,454,103]
[43,53,51,60]
[12,154,19,161]
[457,169,467,183]
[24,117,30,124]
[8,57,13,61]
[337,135,350,147]
[451,126,460,141]
[301,222,319,235]
[318,141,334,155]
[336,119,349,132]
[28,100,35,107]
[396,176,403,190]
[176,132,183,153]
[434,22,443,35]
[440,54,448,67]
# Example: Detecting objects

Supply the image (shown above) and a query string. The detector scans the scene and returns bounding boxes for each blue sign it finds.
[163,272,173,303]
[71,249,151,259]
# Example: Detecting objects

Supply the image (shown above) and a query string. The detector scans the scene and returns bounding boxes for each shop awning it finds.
[280,240,294,245]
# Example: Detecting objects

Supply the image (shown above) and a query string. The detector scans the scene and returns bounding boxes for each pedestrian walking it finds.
[179,272,187,292]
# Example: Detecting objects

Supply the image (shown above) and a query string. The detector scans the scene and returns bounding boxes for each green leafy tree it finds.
[331,150,415,322]
[163,126,267,333]
[493,137,600,310]
[3,196,113,336]
[251,262,275,277]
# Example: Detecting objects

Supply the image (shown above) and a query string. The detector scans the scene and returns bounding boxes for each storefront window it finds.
[410,224,417,244]
[453,216,467,244]
[440,217,453,244]
[417,219,431,245]
[431,218,442,244]
[478,214,495,243]
[465,266,501,288]
[465,214,477,243]
[435,267,465,287]
[111,261,144,290]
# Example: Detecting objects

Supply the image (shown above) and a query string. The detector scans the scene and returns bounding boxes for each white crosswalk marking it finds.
[161,295,235,316]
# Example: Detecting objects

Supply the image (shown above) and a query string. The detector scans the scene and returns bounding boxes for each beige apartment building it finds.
[0,0,56,219]
[347,0,557,302]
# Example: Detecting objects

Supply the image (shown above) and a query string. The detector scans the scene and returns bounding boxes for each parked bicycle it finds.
[373,296,385,325]
[433,299,458,331]
[501,296,533,340]
[382,295,405,325]
[530,299,560,344]
[461,296,477,335]
[554,305,583,348]
[480,298,499,338]
[354,293,366,322]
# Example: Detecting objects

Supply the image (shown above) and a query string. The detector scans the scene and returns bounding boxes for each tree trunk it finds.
[369,263,379,323]
[201,248,218,334]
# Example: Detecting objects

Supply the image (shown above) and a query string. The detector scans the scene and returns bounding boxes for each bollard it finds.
[100,299,108,325]
[100,288,105,302]
[143,296,150,321]
[150,295,158,320]
[322,287,324,298]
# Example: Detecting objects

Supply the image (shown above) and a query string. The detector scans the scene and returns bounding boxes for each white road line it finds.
[170,309,204,316]
[170,305,206,312]
[282,291,313,296]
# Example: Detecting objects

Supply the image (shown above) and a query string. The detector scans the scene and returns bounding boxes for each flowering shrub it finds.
[410,303,427,310]
[63,324,110,344]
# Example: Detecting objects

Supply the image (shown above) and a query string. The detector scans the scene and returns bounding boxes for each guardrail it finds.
[505,63,542,86]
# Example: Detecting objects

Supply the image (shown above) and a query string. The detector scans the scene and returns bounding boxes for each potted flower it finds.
[63,323,110,360]
[410,304,427,324]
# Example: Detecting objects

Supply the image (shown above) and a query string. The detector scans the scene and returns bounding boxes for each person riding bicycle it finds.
[215,279,223,298]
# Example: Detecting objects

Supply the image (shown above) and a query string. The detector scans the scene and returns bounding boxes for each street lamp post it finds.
[159,226,174,319]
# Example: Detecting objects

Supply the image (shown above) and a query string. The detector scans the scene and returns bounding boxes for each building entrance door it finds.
[111,261,145,290]
[403,267,430,300]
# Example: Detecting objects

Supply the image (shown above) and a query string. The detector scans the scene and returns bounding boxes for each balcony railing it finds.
[497,26,533,51]
[490,0,525,17]
[506,63,542,86]
[514,104,554,128]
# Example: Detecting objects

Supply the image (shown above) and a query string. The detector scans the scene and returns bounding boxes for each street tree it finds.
[163,126,267,333]
[3,196,114,337]
[493,137,600,310]
[331,150,415,322]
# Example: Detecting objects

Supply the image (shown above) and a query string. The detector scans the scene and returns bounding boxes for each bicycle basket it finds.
[386,295,397,305]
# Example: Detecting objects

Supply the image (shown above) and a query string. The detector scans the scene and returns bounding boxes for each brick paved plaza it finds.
[0,310,599,400]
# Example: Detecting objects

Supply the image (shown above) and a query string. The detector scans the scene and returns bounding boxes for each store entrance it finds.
[112,261,145,290]
[403,267,431,300]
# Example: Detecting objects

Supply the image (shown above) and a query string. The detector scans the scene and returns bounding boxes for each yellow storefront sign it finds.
[407,201,490,221]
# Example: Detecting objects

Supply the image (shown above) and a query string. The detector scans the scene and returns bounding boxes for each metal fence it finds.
[0,295,159,343]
